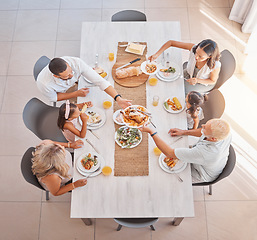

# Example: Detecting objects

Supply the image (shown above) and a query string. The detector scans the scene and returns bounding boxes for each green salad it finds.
[116,127,141,148]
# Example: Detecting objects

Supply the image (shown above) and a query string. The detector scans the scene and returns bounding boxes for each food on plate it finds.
[116,66,142,79]
[164,97,182,111]
[121,106,149,127]
[115,111,124,124]
[81,153,98,170]
[164,157,178,168]
[145,63,157,73]
[87,111,102,124]
[127,43,144,54]
[172,97,182,110]
[160,66,176,73]
[116,127,141,148]
[93,66,107,78]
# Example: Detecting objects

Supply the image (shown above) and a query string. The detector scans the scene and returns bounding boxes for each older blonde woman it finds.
[32,140,87,196]
[140,119,231,183]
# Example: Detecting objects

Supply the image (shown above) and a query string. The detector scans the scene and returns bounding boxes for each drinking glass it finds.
[152,96,159,106]
[108,52,114,61]
[103,100,112,109]
[102,166,112,176]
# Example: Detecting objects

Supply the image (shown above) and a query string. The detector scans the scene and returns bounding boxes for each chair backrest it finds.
[33,56,50,81]
[111,10,147,22]
[199,89,225,126]
[213,49,236,90]
[193,145,236,186]
[23,98,67,142]
[21,147,45,190]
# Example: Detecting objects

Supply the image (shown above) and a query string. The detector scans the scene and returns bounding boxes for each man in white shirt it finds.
[36,56,131,108]
[140,118,231,182]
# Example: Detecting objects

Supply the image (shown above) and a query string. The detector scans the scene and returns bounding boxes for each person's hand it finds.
[116,97,132,109]
[168,128,185,136]
[148,53,159,62]
[74,179,87,188]
[139,125,154,134]
[70,140,84,149]
[85,101,93,108]
[80,112,88,122]
[76,88,90,97]
[186,78,198,85]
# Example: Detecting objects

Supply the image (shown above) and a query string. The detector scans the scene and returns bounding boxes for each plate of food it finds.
[120,105,150,128]
[115,126,142,148]
[163,97,185,113]
[156,62,181,81]
[113,109,125,125]
[76,152,101,173]
[158,153,187,174]
[79,107,106,130]
[141,61,159,75]
[93,66,108,79]
[76,152,105,177]
[124,42,146,56]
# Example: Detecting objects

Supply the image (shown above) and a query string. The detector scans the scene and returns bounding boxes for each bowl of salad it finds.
[115,126,142,149]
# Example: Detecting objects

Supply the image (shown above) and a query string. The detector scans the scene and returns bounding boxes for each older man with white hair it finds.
[140,118,232,183]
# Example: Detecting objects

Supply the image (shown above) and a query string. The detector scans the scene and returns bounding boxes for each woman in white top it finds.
[32,140,87,196]
[149,39,221,93]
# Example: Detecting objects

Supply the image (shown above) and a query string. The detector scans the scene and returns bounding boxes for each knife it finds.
[85,139,99,153]
[116,58,141,70]
[88,129,100,139]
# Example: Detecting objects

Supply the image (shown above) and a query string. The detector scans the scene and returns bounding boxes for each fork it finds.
[85,166,101,179]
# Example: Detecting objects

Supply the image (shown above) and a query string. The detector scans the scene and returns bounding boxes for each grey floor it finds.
[1,0,257,240]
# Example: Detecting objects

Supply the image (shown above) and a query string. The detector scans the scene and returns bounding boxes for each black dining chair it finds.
[213,49,236,90]
[114,218,158,231]
[193,145,236,195]
[21,147,50,200]
[23,97,67,143]
[111,10,147,22]
[33,56,50,81]
[199,89,225,126]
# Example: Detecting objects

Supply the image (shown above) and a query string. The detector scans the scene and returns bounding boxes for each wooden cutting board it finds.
[112,42,148,88]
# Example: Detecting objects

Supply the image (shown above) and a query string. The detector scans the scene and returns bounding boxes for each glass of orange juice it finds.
[103,100,112,109]
[149,77,158,86]
[152,95,159,106]
[102,166,112,176]
[108,52,114,61]
[153,147,162,156]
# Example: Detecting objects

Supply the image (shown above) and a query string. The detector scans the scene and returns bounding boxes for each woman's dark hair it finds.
[57,103,77,130]
[192,39,220,69]
[186,91,208,119]
[49,58,67,75]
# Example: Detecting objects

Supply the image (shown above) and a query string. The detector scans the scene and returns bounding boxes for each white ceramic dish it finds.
[121,105,150,128]
[158,153,187,174]
[77,152,101,173]
[125,43,146,56]
[76,154,105,177]
[157,62,181,81]
[115,126,142,149]
[113,109,125,125]
[141,61,159,75]
[163,97,185,114]
[79,107,106,130]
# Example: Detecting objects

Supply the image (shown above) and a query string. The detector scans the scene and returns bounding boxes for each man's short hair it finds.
[49,58,67,75]
[209,119,230,141]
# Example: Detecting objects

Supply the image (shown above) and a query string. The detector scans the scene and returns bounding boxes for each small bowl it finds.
[141,61,159,75]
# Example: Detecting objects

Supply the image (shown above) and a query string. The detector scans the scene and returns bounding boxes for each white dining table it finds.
[71,21,194,226]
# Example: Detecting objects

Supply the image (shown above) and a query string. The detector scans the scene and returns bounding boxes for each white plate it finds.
[77,152,101,173]
[163,97,185,114]
[125,43,146,56]
[113,109,125,125]
[79,107,106,130]
[115,126,142,149]
[157,62,181,81]
[121,105,150,128]
[141,61,159,75]
[76,154,105,177]
[158,153,187,174]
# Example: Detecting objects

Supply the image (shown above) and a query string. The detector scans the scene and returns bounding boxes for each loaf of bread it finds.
[116,66,142,79]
